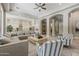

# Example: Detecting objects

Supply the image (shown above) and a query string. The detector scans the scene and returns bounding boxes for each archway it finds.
[68,8,79,36]
[41,19,47,35]
[49,14,63,36]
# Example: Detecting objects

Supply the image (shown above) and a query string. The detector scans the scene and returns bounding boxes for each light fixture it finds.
[34,3,46,12]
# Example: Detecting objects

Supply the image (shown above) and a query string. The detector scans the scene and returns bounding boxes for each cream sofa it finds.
[0,40,28,56]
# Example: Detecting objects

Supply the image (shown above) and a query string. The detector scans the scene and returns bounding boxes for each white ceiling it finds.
[4,3,77,19]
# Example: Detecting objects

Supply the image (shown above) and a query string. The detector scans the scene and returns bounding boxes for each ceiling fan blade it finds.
[41,7,46,10]
[42,3,46,6]
[43,8,46,10]
[35,3,40,7]
[34,6,39,9]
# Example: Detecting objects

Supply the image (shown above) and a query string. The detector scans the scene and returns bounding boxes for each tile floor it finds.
[62,38,79,56]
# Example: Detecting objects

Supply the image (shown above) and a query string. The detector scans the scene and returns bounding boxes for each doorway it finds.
[49,14,63,36]
[41,19,47,35]
[68,8,79,36]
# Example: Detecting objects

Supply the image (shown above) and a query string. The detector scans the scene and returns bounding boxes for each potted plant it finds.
[7,25,13,32]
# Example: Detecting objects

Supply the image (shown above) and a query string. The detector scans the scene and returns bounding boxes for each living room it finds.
[0,3,79,56]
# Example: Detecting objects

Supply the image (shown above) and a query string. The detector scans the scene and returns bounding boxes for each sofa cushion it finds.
[18,35,28,40]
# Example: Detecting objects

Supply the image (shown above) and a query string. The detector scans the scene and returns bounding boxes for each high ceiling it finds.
[3,3,77,19]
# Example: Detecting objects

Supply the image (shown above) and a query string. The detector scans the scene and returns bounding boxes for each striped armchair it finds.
[62,34,73,46]
[36,39,63,56]
[57,34,73,46]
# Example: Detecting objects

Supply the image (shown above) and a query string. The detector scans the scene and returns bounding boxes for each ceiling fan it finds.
[34,3,46,12]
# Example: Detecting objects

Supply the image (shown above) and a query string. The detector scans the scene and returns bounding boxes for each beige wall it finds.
[0,13,2,35]
[69,11,79,34]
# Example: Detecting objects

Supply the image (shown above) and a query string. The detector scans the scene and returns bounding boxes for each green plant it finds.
[7,25,13,32]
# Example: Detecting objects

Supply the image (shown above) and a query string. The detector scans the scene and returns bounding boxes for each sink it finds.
[0,40,10,45]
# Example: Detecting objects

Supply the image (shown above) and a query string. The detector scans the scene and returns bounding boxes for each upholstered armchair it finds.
[62,34,73,46]
[36,39,63,56]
